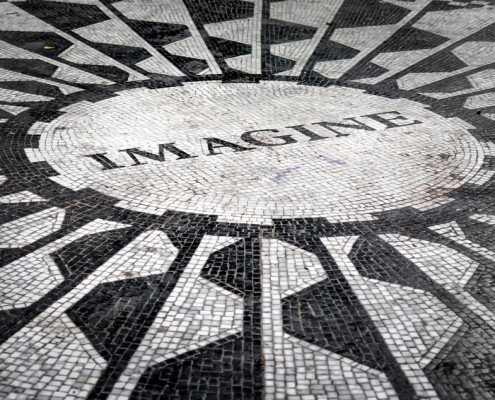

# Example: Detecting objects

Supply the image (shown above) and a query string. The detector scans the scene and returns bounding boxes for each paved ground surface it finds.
[1,0,495,399]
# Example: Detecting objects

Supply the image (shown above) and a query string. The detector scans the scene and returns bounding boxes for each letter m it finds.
[119,143,196,166]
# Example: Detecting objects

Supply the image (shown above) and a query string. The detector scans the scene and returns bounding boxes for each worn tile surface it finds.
[1,0,495,399]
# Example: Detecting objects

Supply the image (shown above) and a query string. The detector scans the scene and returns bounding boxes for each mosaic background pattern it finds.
[1,0,495,399]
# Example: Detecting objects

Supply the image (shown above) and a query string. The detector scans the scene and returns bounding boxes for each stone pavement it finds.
[0,0,495,398]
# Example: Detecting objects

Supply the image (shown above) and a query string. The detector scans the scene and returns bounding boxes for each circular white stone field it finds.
[31,81,484,224]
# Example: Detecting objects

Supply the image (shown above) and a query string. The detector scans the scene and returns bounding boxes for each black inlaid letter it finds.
[241,129,297,147]
[203,138,254,156]
[286,125,329,141]
[362,111,422,129]
[313,118,375,137]
[83,153,124,170]
[119,143,196,166]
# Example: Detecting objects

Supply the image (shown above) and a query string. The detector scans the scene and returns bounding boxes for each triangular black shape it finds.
[264,19,317,45]
[125,20,191,48]
[201,238,256,297]
[67,276,163,360]
[0,58,57,79]
[0,107,15,119]
[458,218,495,253]
[0,80,62,98]
[332,0,410,28]
[265,54,296,75]
[418,75,473,93]
[74,64,130,83]
[427,0,486,12]
[208,37,251,59]
[427,324,495,399]
[348,235,442,290]
[311,39,360,62]
[90,42,150,66]
[467,22,495,42]
[411,51,467,73]
[52,229,137,280]
[379,26,448,52]
[282,278,392,371]
[16,0,109,32]
[131,334,263,400]
[0,31,73,58]
[182,0,254,25]
[166,55,208,75]
[347,61,389,80]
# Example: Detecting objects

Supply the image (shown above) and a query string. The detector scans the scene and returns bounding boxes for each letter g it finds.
[241,129,297,147]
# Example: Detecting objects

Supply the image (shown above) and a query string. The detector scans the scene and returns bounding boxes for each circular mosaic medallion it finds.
[31,81,484,224]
